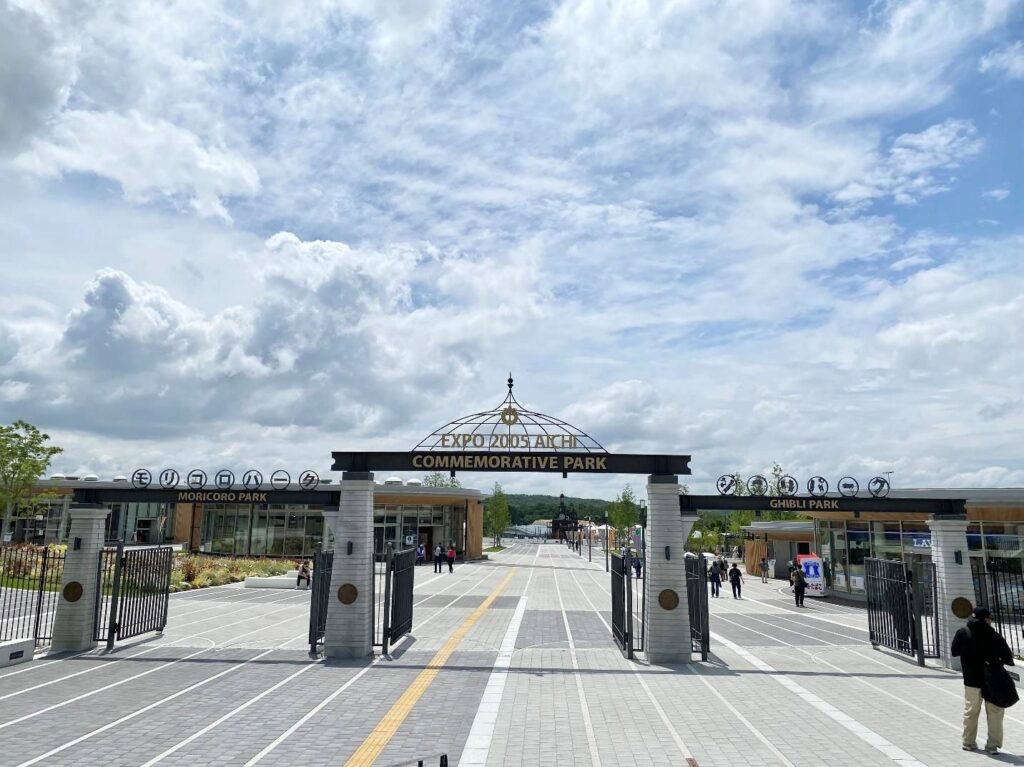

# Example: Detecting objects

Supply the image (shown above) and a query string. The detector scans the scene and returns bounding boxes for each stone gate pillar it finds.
[927,515,973,670]
[324,474,375,659]
[51,505,108,653]
[645,475,697,664]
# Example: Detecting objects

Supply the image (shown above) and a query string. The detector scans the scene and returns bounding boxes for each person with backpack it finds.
[415,543,425,567]
[728,562,743,599]
[759,557,770,584]
[708,561,722,598]
[952,606,1017,754]
[296,560,311,590]
[446,543,457,573]
[791,566,807,607]
[433,543,444,573]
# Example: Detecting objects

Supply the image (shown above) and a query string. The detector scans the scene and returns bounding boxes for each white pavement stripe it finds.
[136,661,321,767]
[682,664,797,767]
[242,661,377,767]
[0,607,302,730]
[711,631,928,767]
[460,589,532,764]
[551,561,602,767]
[844,647,1024,727]
[716,614,960,732]
[735,591,867,631]
[12,630,309,767]
[567,564,696,763]
[240,555,503,766]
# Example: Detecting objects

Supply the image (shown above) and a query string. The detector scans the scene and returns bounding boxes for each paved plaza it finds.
[0,543,1021,766]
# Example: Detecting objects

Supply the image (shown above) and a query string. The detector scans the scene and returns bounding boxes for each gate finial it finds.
[507,373,514,391]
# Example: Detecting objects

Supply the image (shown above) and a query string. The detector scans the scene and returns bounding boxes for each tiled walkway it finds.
[0,542,1020,766]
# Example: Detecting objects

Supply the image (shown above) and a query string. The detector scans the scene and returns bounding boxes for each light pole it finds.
[604,515,609,572]
[588,514,592,562]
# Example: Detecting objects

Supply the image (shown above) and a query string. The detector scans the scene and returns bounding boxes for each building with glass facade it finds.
[13,478,485,561]
[804,489,1024,598]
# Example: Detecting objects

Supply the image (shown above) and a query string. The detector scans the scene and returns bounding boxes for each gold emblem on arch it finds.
[500,406,519,426]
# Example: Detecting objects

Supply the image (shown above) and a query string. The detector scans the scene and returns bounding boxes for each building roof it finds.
[740,520,815,534]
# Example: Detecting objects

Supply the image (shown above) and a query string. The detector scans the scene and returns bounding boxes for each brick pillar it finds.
[926,516,972,670]
[645,476,696,664]
[324,474,374,658]
[50,505,109,653]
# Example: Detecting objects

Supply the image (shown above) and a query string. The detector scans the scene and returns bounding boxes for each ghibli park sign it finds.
[331,376,691,477]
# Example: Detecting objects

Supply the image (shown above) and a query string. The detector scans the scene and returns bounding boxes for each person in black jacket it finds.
[951,606,1015,754]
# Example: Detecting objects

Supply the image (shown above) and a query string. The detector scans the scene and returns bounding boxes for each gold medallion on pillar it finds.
[658,589,679,610]
[337,583,358,605]
[62,581,84,603]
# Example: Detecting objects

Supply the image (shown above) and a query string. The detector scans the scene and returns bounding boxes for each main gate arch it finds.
[324,376,695,662]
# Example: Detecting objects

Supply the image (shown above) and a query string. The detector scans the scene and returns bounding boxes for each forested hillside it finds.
[488,493,613,526]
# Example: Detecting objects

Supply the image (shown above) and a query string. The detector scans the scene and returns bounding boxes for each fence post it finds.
[50,505,109,653]
[645,475,695,664]
[31,548,49,642]
[912,560,925,667]
[106,541,125,650]
[624,553,633,659]
[382,543,394,656]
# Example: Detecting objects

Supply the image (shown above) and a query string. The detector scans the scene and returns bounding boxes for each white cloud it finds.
[14,110,259,220]
[980,40,1024,79]
[0,2,76,154]
[983,186,1011,200]
[0,0,1021,495]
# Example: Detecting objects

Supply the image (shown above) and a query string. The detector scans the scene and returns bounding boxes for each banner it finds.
[798,555,826,597]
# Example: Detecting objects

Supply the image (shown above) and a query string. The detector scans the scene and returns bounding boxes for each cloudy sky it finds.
[1,0,1022,498]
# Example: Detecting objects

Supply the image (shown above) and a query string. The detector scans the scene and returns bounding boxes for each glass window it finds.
[900,522,932,557]
[830,525,848,592]
[871,522,902,561]
[268,513,286,556]
[847,522,869,592]
[983,523,1023,574]
[967,522,984,552]
[234,506,251,556]
[250,509,267,557]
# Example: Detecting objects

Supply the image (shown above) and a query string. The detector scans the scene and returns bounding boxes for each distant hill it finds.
[487,493,613,526]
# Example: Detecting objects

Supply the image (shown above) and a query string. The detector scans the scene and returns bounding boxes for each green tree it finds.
[485,483,511,546]
[422,471,461,488]
[0,421,63,537]
[608,483,640,543]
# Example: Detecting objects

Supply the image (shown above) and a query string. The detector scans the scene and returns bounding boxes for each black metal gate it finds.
[95,544,173,649]
[308,549,334,653]
[865,558,938,665]
[610,552,633,658]
[973,564,1024,657]
[685,555,710,661]
[0,545,65,644]
[374,545,416,655]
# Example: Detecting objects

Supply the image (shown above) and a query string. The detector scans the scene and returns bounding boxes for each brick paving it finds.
[0,542,1021,766]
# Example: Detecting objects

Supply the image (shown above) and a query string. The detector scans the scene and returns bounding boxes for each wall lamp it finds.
[347,541,353,556]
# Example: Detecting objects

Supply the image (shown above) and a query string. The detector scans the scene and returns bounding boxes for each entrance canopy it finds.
[680,494,967,517]
[332,376,690,477]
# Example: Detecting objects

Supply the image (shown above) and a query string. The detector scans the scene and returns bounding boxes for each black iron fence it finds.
[0,545,65,644]
[308,549,334,653]
[684,555,710,661]
[865,558,938,665]
[374,545,416,655]
[973,565,1024,657]
[610,552,632,658]
[95,544,173,649]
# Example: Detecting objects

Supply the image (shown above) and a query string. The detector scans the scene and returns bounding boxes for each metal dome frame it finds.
[414,375,607,454]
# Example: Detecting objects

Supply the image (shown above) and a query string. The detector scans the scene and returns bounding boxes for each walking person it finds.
[728,562,743,599]
[791,566,807,607]
[433,543,444,573]
[415,543,425,567]
[446,543,456,573]
[759,557,770,584]
[296,560,311,590]
[709,562,722,598]
[953,607,1017,754]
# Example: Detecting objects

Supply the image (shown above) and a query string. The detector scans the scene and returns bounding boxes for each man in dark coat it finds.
[951,607,1015,754]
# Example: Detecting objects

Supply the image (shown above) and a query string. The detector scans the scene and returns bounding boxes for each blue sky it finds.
[0,0,1022,498]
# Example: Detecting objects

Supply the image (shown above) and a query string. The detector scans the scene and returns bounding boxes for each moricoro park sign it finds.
[331,376,691,477]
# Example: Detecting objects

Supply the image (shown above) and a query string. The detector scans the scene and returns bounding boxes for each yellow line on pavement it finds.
[343,567,518,767]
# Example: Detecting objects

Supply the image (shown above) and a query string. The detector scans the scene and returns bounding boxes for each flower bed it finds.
[169,554,296,593]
